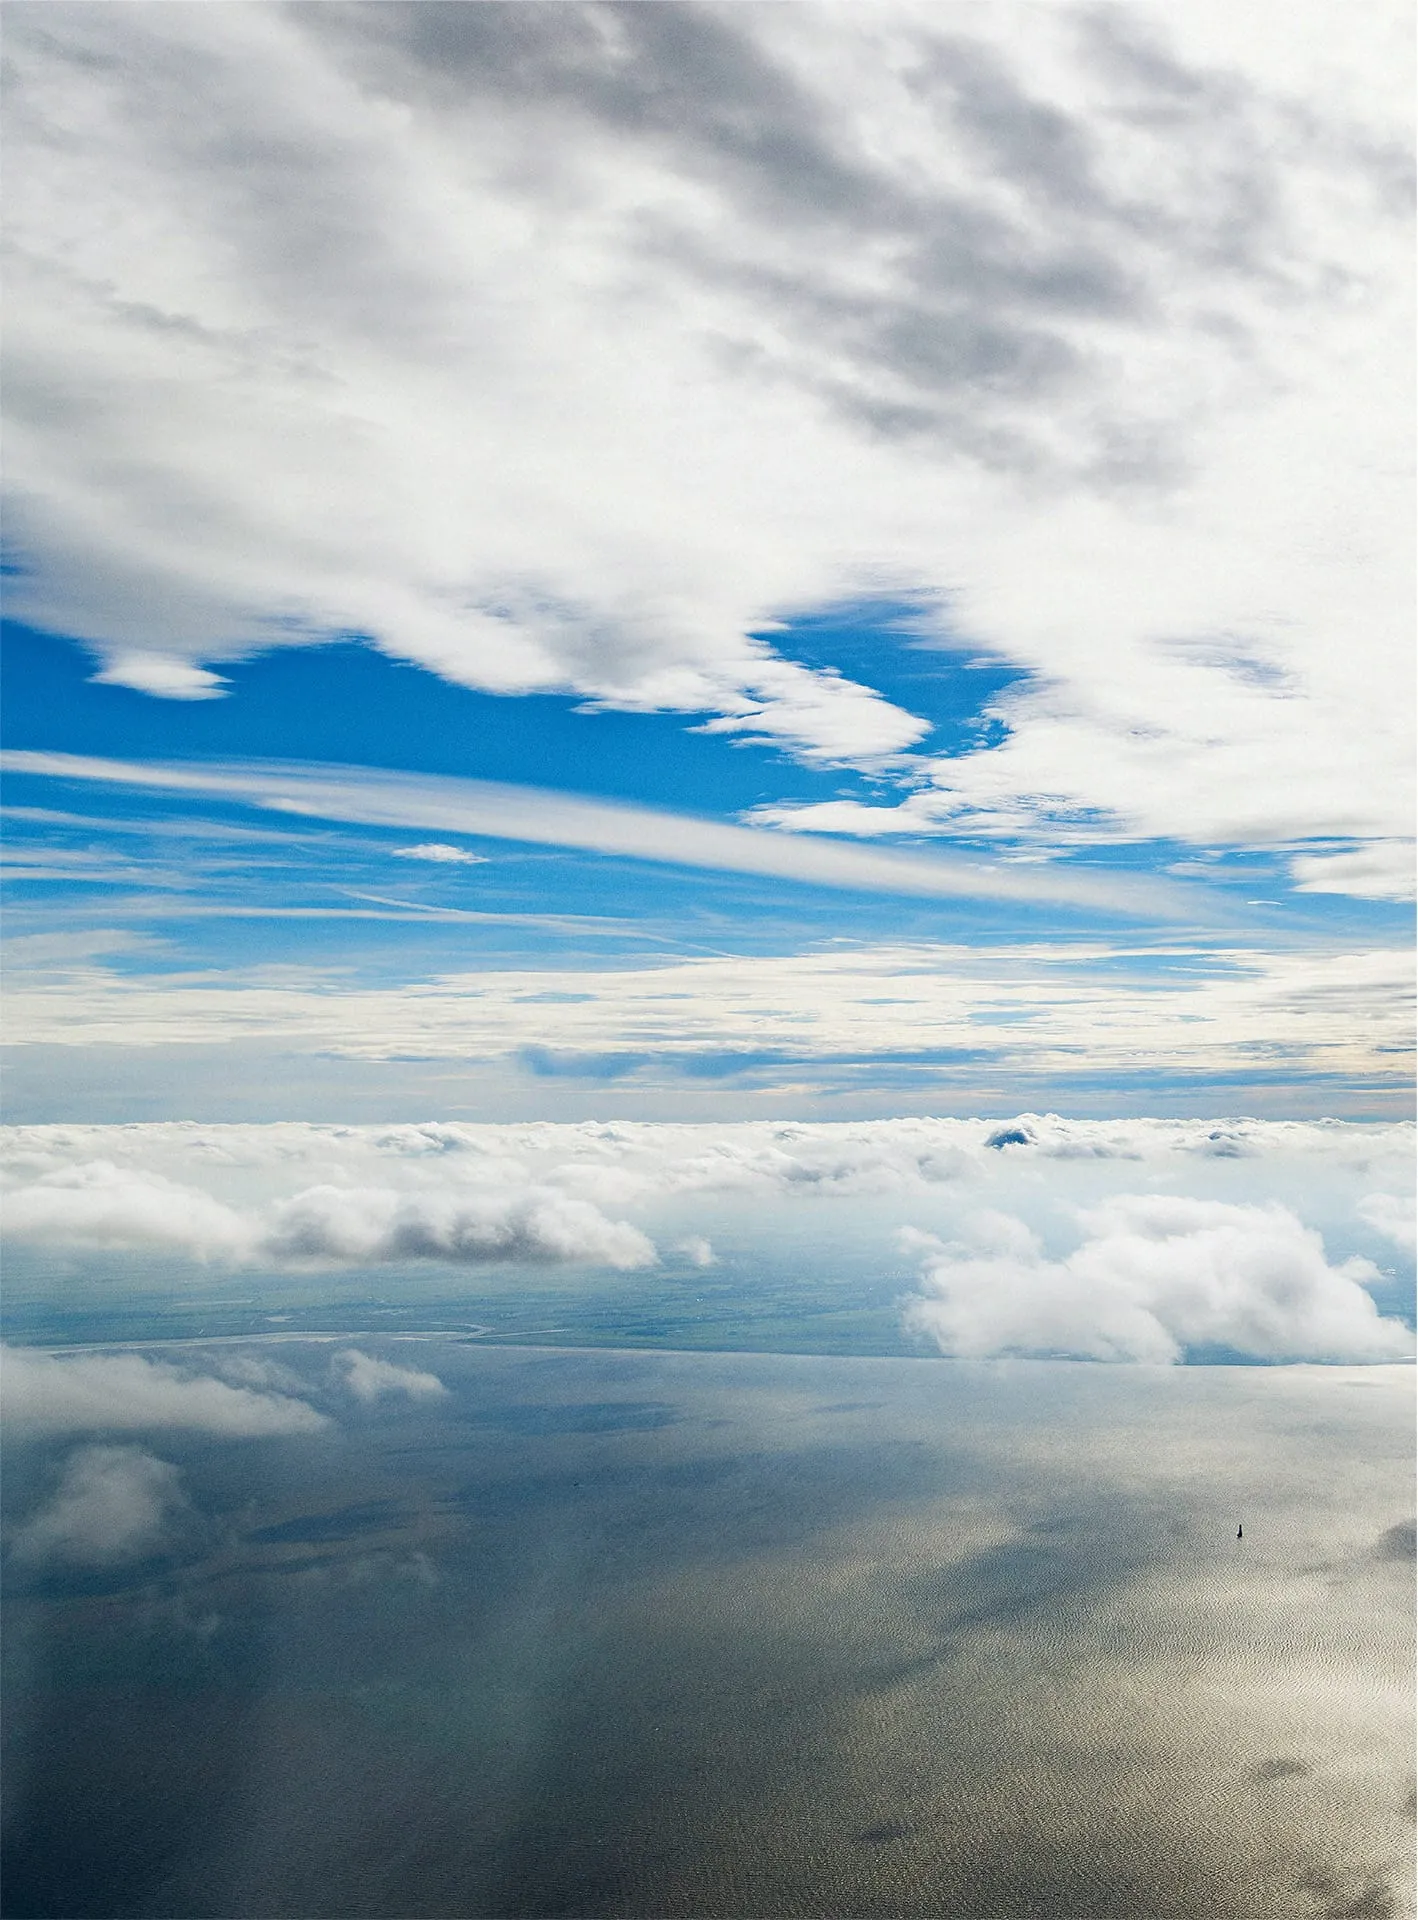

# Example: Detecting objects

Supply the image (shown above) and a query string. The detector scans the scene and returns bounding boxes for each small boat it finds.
[1237,1523,1243,1539]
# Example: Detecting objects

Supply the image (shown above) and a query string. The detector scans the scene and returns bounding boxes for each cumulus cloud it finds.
[901,1196,1414,1363]
[1,1159,251,1258]
[391,842,487,865]
[9,1444,186,1566]
[263,1183,656,1270]
[0,1346,329,1437]
[673,1237,717,1269]
[2,1119,1413,1369]
[334,1349,448,1404]
[0,1148,659,1273]
[1357,1192,1417,1255]
[0,3,1410,874]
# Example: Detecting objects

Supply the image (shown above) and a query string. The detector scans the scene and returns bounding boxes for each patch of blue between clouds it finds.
[3,614,933,813]
[518,1045,999,1080]
[508,1050,1403,1095]
[0,612,1407,956]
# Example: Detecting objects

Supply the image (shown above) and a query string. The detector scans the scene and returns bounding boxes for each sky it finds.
[1,0,1413,1127]
[4,28,1415,1920]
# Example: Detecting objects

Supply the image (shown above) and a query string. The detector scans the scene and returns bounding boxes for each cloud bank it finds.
[3,929,1410,1104]
[901,1196,1414,1363]
[265,1183,656,1271]
[1,1138,658,1274]
[3,1113,1411,1209]
[2,1119,1410,1364]
[2,1158,252,1259]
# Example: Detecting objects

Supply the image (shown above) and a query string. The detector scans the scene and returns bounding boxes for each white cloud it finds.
[1,4,1410,877]
[391,842,487,865]
[2,1159,251,1258]
[88,653,229,701]
[1289,843,1416,903]
[0,1145,659,1274]
[334,1349,448,1404]
[1,924,1409,1094]
[901,1196,1414,1363]
[10,1445,186,1566]
[0,1346,329,1437]
[4,1115,1414,1214]
[1,1122,1410,1364]
[264,1183,656,1271]
[0,753,1190,916]
[1357,1192,1417,1255]
[3,1116,1412,1287]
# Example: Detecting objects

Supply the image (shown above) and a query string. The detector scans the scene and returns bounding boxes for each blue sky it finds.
[1,1,1412,1124]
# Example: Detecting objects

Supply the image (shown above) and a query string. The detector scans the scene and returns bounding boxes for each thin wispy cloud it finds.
[3,938,1409,1094]
[0,753,1200,916]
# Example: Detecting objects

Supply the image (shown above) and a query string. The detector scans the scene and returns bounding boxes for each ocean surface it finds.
[2,1340,1412,1918]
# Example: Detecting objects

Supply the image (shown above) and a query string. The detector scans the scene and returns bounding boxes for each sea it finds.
[3,1338,1412,1918]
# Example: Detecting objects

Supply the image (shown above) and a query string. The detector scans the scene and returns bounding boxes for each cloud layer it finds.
[3,2,1411,872]
[2,1118,1410,1363]
[3,924,1411,1104]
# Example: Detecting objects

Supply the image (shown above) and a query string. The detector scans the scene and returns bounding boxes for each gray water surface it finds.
[3,1345,1413,1918]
